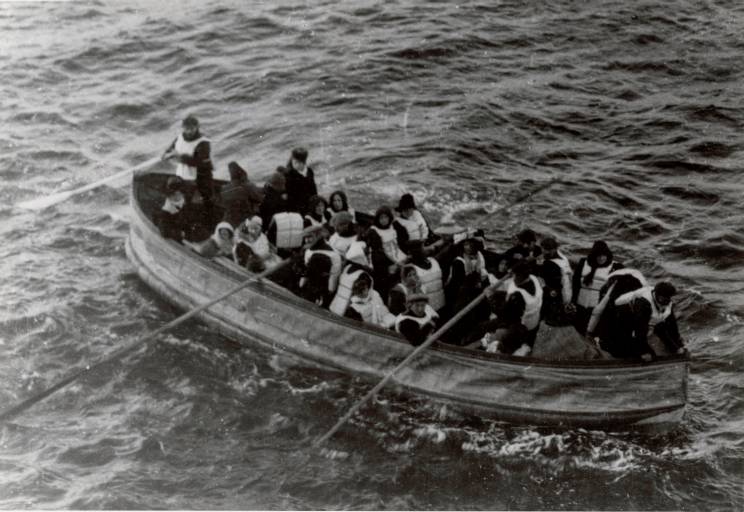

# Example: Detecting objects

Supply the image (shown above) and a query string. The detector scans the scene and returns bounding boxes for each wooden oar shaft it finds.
[313,275,506,447]
[0,257,292,423]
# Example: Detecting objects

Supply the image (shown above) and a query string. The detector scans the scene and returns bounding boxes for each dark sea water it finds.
[1,0,743,509]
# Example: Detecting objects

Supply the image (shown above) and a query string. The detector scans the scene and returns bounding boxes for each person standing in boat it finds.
[537,237,575,326]
[395,294,439,346]
[367,206,408,300]
[219,161,264,229]
[162,115,216,223]
[571,241,623,334]
[284,147,317,215]
[387,264,422,316]
[299,224,342,307]
[602,281,686,360]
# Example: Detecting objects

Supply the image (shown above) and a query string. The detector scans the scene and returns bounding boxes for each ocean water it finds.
[1,0,743,509]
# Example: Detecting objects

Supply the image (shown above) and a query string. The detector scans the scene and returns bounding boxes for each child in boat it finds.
[395,294,439,346]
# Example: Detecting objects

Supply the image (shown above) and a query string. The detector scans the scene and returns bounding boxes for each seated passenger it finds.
[344,273,396,329]
[395,294,439,346]
[187,221,235,258]
[298,224,342,307]
[233,216,281,272]
[219,161,264,228]
[407,241,446,312]
[387,264,422,316]
[587,267,648,342]
[601,281,686,360]
[393,193,432,254]
[330,240,373,316]
[503,228,542,273]
[367,206,408,299]
[496,261,543,353]
[156,176,187,242]
[259,169,289,229]
[537,237,574,326]
[304,195,330,230]
[326,190,357,224]
[571,241,623,334]
[328,211,358,256]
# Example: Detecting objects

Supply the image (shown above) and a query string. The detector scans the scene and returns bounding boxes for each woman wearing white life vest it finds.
[601,281,685,360]
[393,193,432,254]
[326,190,357,226]
[342,272,396,329]
[328,211,358,256]
[186,221,235,258]
[499,261,544,353]
[299,224,342,307]
[161,115,215,223]
[571,241,623,334]
[329,240,373,316]
[406,241,446,312]
[395,293,439,346]
[304,195,330,231]
[367,206,408,299]
[233,216,281,272]
[537,237,575,326]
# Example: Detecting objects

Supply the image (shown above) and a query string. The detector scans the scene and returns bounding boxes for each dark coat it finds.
[259,185,289,229]
[285,165,317,215]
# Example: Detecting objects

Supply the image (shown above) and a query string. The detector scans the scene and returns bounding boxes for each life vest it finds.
[371,225,407,263]
[304,248,342,292]
[329,232,357,256]
[414,258,445,311]
[576,261,616,308]
[174,134,209,181]
[395,210,429,242]
[550,250,573,305]
[270,212,304,249]
[348,290,395,328]
[395,305,438,333]
[506,275,543,331]
[329,267,366,316]
[233,234,281,268]
[614,286,672,328]
[447,252,487,285]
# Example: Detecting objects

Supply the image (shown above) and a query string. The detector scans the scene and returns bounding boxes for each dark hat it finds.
[291,147,308,163]
[396,193,416,212]
[517,228,537,244]
[654,281,677,298]
[227,161,248,183]
[267,171,286,192]
[182,115,199,127]
[406,293,429,304]
[540,237,559,251]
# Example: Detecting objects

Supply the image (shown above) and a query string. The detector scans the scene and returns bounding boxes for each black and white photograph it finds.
[1,0,742,509]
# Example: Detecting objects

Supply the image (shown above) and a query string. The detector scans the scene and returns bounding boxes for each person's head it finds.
[374,206,394,229]
[302,224,324,245]
[588,240,612,267]
[396,193,416,219]
[332,211,354,235]
[329,191,348,213]
[182,115,200,139]
[290,147,308,172]
[351,273,372,298]
[516,229,537,248]
[165,176,185,201]
[214,222,235,242]
[511,260,531,285]
[540,237,559,258]
[401,265,420,288]
[308,195,328,217]
[463,239,477,256]
[227,161,248,184]
[407,294,429,316]
[240,216,263,240]
[267,170,286,193]
[653,282,677,307]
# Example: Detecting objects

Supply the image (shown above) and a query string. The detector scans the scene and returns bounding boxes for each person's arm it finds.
[162,137,177,160]
[654,308,685,353]
[393,221,410,251]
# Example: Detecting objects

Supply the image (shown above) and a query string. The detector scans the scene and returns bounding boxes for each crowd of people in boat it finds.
[152,115,687,361]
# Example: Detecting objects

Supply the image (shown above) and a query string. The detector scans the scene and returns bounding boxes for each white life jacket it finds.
[304,248,343,292]
[576,261,616,308]
[395,305,438,333]
[174,134,209,181]
[447,252,488,285]
[329,267,366,316]
[614,286,672,328]
[371,225,407,263]
[414,258,445,311]
[550,250,573,305]
[270,212,304,249]
[348,289,396,328]
[329,232,357,256]
[395,210,429,242]
[233,234,281,268]
[506,275,543,331]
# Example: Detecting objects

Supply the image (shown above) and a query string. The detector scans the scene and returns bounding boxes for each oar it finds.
[16,156,162,211]
[0,256,293,423]
[312,274,507,448]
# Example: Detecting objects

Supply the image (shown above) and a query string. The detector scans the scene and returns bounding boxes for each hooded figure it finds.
[188,221,235,258]
[571,240,623,334]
